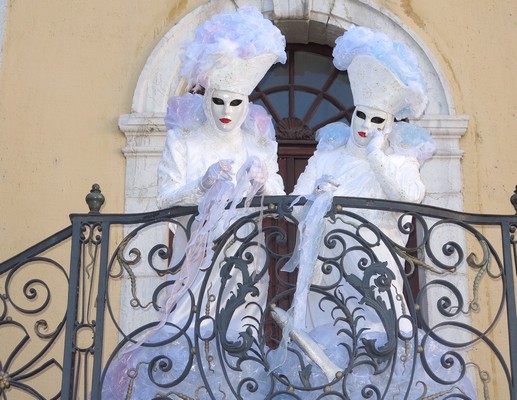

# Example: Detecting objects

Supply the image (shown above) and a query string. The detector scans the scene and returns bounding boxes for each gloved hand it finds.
[366,130,388,155]
[200,159,233,191]
[314,175,339,193]
[247,157,268,188]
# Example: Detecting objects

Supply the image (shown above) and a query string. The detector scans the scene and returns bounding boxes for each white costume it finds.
[290,121,431,329]
[156,94,284,334]
[286,26,434,335]
[267,27,475,400]
[102,8,286,399]
[154,6,286,339]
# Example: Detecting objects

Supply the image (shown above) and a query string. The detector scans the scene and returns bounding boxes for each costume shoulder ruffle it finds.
[315,121,350,151]
[389,122,436,163]
[164,93,206,135]
[243,103,277,147]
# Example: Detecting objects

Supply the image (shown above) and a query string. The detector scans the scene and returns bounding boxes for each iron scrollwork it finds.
[1,194,516,398]
[99,197,510,399]
[0,256,69,399]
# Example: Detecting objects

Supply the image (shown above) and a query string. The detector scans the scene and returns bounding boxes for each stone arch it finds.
[131,1,453,116]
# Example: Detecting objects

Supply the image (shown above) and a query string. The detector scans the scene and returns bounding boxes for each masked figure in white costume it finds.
[102,8,285,399]
[267,27,476,399]
[284,26,435,334]
[271,26,475,400]
[155,7,286,338]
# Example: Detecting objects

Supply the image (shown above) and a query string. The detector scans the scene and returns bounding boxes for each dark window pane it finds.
[310,100,341,128]
[293,51,335,88]
[260,62,289,88]
[294,91,317,122]
[327,73,354,114]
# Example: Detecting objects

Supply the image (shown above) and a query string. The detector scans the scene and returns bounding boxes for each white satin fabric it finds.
[155,118,284,330]
[291,125,425,332]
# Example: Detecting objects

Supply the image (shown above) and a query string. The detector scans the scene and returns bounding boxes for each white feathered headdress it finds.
[333,26,428,119]
[180,7,286,95]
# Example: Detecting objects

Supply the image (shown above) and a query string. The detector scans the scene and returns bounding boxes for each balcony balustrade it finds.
[1,185,516,399]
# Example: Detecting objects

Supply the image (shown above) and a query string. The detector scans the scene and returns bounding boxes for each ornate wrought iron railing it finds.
[1,184,517,399]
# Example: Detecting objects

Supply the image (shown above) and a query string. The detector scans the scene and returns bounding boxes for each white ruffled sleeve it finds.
[156,130,205,209]
[367,149,425,203]
[262,140,285,196]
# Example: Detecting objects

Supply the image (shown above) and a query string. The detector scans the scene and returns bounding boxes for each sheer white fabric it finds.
[102,93,284,398]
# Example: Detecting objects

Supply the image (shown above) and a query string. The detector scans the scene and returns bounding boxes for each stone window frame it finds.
[120,0,467,215]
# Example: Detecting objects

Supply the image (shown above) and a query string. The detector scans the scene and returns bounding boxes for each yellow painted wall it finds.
[0,0,516,398]
[0,0,199,256]
[379,0,517,214]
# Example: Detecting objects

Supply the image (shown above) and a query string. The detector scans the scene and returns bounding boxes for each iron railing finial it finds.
[85,183,105,214]
[511,185,517,214]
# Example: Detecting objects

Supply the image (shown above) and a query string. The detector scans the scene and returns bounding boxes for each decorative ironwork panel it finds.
[95,197,516,399]
[1,195,517,399]
[0,227,72,399]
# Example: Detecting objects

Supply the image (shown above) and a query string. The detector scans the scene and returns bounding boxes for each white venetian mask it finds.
[350,105,391,147]
[206,89,249,133]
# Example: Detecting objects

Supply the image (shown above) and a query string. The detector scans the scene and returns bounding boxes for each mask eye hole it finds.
[371,116,385,124]
[230,99,242,106]
[212,97,224,105]
[356,110,366,120]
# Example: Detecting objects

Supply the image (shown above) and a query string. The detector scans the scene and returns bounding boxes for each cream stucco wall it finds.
[378,0,517,214]
[1,0,516,258]
[0,0,516,398]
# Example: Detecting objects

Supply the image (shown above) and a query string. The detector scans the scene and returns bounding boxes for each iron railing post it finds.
[60,218,83,400]
[89,220,110,399]
[503,220,517,398]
